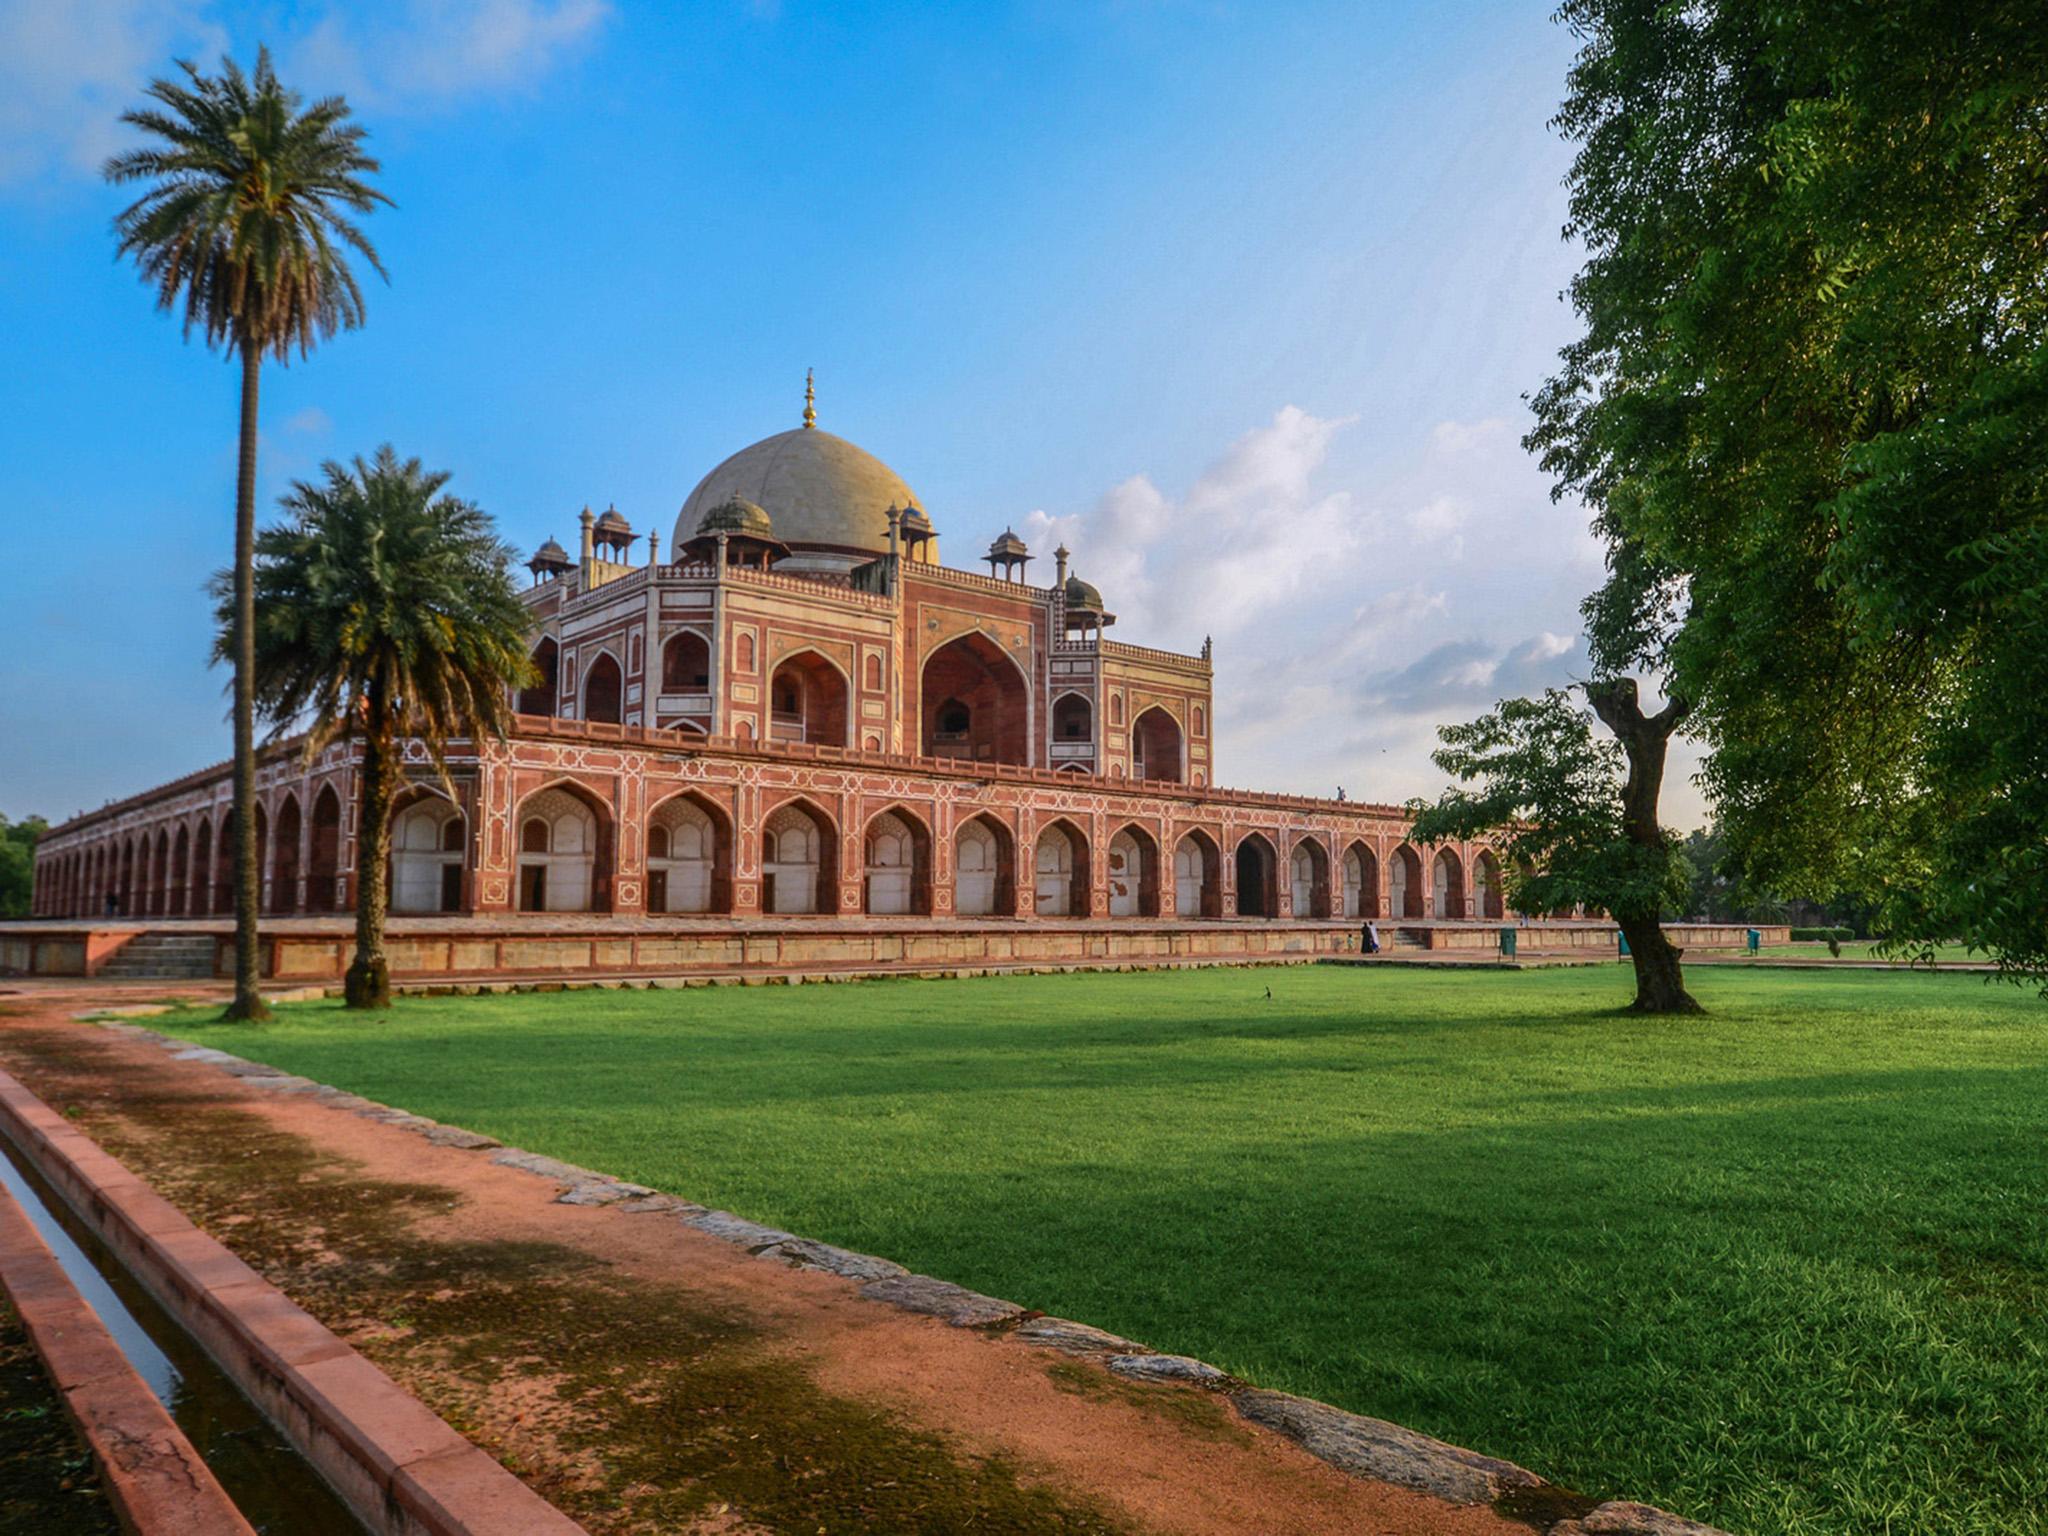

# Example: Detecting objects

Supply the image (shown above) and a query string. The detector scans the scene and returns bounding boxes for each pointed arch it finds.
[191,816,213,917]
[1033,818,1090,916]
[768,650,852,747]
[390,788,468,913]
[581,648,624,725]
[169,824,190,916]
[646,788,733,914]
[921,632,1030,765]
[269,794,302,914]
[1473,848,1504,920]
[1234,832,1278,918]
[519,636,559,716]
[1131,706,1184,784]
[1432,847,1466,919]
[953,813,1016,917]
[1289,835,1331,919]
[1107,822,1160,917]
[1341,840,1378,919]
[661,629,711,693]
[863,805,933,916]
[761,795,838,914]
[151,827,171,916]
[1051,690,1094,744]
[1173,829,1222,919]
[514,780,613,912]
[1389,843,1424,919]
[307,786,343,912]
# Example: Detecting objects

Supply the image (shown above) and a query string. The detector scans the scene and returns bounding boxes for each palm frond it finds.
[104,49,391,359]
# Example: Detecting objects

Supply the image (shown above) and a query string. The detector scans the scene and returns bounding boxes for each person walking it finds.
[1362,918,1381,955]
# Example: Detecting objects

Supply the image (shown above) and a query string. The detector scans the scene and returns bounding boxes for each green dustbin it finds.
[1617,929,1631,956]
[1499,927,1517,958]
[1746,927,1761,955]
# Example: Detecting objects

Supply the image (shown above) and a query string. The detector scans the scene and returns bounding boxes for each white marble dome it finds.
[673,426,932,572]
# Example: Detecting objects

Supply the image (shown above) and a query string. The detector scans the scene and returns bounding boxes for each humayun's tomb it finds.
[13,386,1752,984]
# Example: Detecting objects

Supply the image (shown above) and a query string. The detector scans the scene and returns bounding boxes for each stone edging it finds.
[1,1051,586,1536]
[0,1163,258,1535]
[88,1012,1734,1536]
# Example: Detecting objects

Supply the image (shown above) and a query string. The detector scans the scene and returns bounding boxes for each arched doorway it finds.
[308,787,342,912]
[1234,833,1278,918]
[863,808,930,916]
[1474,850,1504,919]
[1389,844,1424,919]
[151,829,170,915]
[1107,825,1159,917]
[1174,831,1221,918]
[647,792,730,914]
[1131,707,1184,784]
[519,637,559,715]
[582,651,623,725]
[1342,842,1377,919]
[768,651,850,746]
[271,795,302,915]
[1052,692,1093,748]
[1033,820,1090,916]
[661,631,711,693]
[1289,837,1331,918]
[191,818,213,917]
[391,797,466,913]
[953,815,1015,916]
[1432,848,1466,918]
[515,785,606,912]
[762,799,836,914]
[921,633,1030,764]
[169,826,189,916]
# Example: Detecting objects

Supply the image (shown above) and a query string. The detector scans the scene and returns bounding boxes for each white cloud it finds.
[1020,403,1729,826]
[0,0,609,186]
[0,1,223,185]
[290,0,611,111]
[282,406,331,435]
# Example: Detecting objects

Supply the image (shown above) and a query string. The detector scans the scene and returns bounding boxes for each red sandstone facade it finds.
[29,404,1514,930]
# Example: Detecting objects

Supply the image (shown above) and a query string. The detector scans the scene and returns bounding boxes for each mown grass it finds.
[165,964,2047,1536]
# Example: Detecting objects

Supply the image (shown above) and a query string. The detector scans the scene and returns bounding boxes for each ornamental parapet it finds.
[504,715,1404,820]
[902,562,1049,601]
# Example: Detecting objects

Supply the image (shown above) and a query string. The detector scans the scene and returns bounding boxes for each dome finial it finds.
[802,367,816,429]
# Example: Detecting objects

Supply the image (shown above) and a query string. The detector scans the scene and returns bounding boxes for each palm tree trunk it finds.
[345,715,395,1009]
[224,344,272,1022]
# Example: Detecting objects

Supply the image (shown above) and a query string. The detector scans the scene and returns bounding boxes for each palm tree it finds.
[106,50,389,1021]
[220,448,535,1008]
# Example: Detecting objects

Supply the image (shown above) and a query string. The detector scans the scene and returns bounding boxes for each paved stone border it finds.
[0,1056,586,1536]
[86,1015,1734,1535]
[0,1169,258,1535]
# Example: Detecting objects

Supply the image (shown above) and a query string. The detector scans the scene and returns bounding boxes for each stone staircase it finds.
[1388,927,1429,951]
[96,932,218,981]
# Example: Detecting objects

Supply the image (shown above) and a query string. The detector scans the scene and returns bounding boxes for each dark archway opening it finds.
[921,634,1030,765]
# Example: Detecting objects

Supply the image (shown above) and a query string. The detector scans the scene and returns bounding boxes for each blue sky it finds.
[0,0,1706,827]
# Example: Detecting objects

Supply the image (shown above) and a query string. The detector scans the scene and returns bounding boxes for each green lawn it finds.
[164,965,2045,1536]
[1750,941,1988,964]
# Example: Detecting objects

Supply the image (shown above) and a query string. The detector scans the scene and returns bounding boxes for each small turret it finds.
[985,528,1030,582]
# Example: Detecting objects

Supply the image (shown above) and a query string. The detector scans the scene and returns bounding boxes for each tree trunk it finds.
[222,345,272,1023]
[345,714,395,1010]
[1586,678,1703,1015]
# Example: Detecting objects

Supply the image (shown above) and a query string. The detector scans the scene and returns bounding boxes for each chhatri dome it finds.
[672,371,934,574]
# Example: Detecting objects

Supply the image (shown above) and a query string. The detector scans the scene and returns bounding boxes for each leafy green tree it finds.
[1530,1,2048,979]
[1411,683,1699,1013]
[106,50,389,1020]
[221,448,534,1008]
[0,816,48,920]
